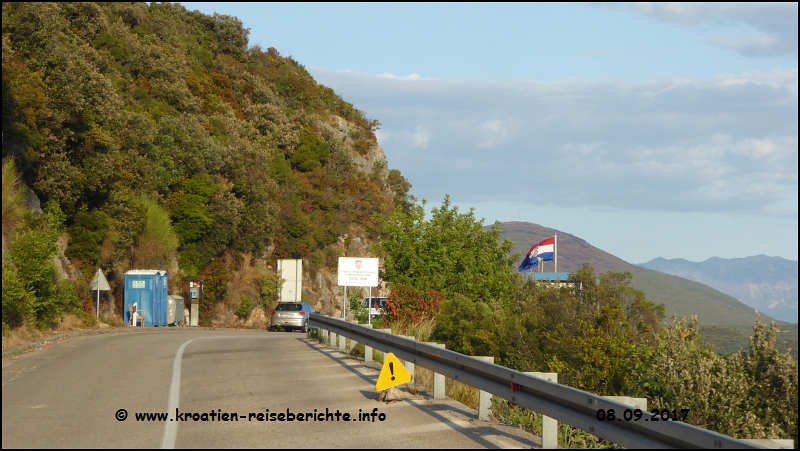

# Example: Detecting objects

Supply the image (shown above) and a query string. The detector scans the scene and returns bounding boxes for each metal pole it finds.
[96,269,100,318]
[343,286,346,319]
[368,286,371,326]
[554,234,558,273]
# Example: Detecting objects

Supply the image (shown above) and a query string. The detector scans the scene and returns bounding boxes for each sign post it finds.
[337,257,379,321]
[89,268,111,318]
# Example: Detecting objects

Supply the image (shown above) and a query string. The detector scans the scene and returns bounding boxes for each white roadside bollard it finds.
[397,335,416,384]
[526,372,559,449]
[362,323,374,362]
[423,342,447,399]
[477,356,494,421]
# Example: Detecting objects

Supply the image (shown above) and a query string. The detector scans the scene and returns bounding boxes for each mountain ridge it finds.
[640,255,798,323]
[493,221,781,326]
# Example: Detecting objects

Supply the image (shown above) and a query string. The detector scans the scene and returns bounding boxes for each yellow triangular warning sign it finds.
[375,352,413,391]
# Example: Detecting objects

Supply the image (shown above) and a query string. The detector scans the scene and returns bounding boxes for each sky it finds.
[181,2,798,264]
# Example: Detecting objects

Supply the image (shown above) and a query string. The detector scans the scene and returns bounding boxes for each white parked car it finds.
[362,297,388,320]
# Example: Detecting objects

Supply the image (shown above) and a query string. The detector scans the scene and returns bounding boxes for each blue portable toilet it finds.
[124,270,169,326]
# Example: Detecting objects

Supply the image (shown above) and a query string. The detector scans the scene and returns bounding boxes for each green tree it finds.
[258,271,284,309]
[131,198,179,269]
[375,195,516,303]
[2,261,35,332]
[568,264,664,394]
[290,129,330,172]
[65,208,111,272]
[348,288,370,325]
[7,201,65,328]
[434,293,504,357]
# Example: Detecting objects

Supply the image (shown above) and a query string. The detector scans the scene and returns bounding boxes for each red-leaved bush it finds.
[384,285,442,324]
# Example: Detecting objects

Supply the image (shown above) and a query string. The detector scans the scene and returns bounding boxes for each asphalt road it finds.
[2,328,538,449]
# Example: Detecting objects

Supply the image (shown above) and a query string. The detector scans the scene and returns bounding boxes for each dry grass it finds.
[56,314,84,331]
[1,314,112,353]
[2,327,48,353]
[413,366,434,392]
[388,317,436,342]
[225,253,259,307]
[446,378,480,410]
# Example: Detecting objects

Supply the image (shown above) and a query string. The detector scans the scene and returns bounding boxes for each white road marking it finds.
[161,336,250,449]
[161,337,200,449]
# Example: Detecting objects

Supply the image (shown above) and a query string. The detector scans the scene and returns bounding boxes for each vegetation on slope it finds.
[377,202,797,446]
[2,2,409,330]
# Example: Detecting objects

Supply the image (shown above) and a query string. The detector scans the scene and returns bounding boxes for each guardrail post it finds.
[329,330,336,347]
[526,372,559,449]
[477,356,494,421]
[423,342,447,399]
[347,320,358,352]
[362,324,373,362]
[397,335,416,383]
[339,329,347,351]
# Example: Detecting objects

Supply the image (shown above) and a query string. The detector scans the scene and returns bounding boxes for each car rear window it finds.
[276,303,302,311]
[363,298,387,308]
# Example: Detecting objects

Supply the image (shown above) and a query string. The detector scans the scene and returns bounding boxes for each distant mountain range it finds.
[494,221,781,326]
[639,256,798,324]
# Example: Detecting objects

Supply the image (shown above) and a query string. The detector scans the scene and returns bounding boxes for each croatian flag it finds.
[518,237,555,272]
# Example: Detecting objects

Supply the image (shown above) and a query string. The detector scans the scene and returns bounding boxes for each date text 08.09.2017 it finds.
[596,408,689,422]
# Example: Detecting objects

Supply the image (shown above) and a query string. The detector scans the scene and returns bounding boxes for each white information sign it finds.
[337,257,379,287]
[277,259,303,302]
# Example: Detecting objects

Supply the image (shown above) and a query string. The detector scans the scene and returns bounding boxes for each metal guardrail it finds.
[309,313,763,449]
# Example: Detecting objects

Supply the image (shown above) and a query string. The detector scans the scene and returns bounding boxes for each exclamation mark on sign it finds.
[389,362,395,381]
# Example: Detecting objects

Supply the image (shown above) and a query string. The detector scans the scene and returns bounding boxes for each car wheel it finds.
[302,321,308,334]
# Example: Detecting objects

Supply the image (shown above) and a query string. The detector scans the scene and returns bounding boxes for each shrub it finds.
[235,296,252,319]
[384,285,442,325]
[66,208,111,272]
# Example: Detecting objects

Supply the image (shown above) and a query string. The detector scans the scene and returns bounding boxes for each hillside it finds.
[2,3,410,327]
[495,221,778,327]
[641,256,798,323]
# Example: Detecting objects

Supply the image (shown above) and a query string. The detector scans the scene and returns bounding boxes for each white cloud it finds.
[737,137,797,161]
[712,68,798,94]
[311,67,798,217]
[379,72,426,80]
[411,125,431,148]
[628,2,798,57]
[706,32,785,58]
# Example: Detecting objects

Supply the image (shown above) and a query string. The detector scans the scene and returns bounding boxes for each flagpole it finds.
[96,268,100,318]
[554,234,558,273]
